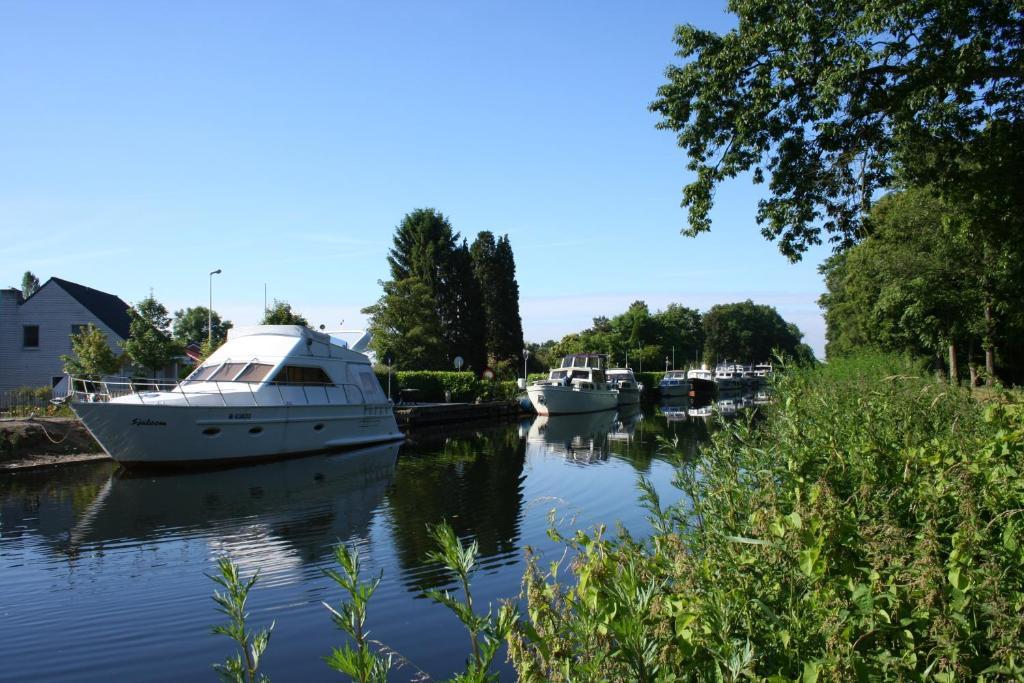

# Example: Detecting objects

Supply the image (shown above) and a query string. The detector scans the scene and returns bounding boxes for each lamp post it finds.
[522,348,530,379]
[208,269,222,345]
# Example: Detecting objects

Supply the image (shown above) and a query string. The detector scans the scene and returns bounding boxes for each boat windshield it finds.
[184,361,275,384]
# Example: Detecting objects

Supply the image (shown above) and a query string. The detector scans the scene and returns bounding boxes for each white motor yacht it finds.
[658,370,690,397]
[607,367,643,404]
[67,325,403,467]
[526,354,619,415]
[714,363,744,392]
[687,365,716,393]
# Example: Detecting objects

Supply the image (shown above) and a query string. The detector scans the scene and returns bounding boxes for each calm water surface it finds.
[0,401,731,682]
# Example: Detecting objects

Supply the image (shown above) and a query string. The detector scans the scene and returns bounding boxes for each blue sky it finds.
[0,1,832,358]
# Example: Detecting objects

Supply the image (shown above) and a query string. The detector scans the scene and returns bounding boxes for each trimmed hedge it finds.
[373,370,520,403]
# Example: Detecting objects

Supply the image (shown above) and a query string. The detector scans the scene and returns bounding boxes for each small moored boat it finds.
[658,370,690,397]
[526,354,619,415]
[607,367,643,404]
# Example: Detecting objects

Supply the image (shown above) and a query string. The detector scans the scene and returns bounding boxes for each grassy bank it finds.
[510,353,1024,681]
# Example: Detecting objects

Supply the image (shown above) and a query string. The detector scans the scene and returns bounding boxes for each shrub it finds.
[510,353,1024,681]
[373,370,519,403]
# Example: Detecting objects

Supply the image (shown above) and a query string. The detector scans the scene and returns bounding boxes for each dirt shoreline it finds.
[0,418,110,471]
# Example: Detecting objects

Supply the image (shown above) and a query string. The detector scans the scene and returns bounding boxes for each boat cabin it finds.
[544,354,609,388]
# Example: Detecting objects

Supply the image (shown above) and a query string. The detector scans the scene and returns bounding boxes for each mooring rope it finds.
[27,415,74,444]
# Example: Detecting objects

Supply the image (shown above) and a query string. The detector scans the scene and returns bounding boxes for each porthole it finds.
[313,423,325,431]
[249,426,263,435]
[202,427,221,436]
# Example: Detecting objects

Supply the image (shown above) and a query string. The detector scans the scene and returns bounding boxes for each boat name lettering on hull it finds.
[228,413,252,420]
[131,418,167,426]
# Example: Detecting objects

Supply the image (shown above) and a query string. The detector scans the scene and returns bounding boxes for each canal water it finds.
[0,400,741,681]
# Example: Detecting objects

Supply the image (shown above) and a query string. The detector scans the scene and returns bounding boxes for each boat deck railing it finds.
[67,376,371,408]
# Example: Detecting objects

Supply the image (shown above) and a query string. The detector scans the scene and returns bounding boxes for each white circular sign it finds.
[453,356,464,370]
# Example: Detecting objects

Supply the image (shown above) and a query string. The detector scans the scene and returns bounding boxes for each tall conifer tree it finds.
[470,232,524,370]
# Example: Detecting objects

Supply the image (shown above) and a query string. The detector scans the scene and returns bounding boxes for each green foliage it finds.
[61,324,121,379]
[651,0,1024,260]
[209,558,274,683]
[373,370,518,403]
[260,300,308,327]
[703,300,809,365]
[322,546,392,682]
[821,188,1024,384]
[364,278,447,370]
[121,295,182,376]
[21,271,39,298]
[510,353,1024,680]
[471,232,525,368]
[424,522,518,683]
[173,306,233,346]
[370,210,523,373]
[549,300,704,370]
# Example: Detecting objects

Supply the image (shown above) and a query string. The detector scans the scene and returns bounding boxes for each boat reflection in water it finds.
[609,405,643,444]
[527,409,617,464]
[64,442,400,573]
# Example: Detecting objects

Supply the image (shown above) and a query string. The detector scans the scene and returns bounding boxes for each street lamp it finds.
[208,269,222,345]
[522,348,530,379]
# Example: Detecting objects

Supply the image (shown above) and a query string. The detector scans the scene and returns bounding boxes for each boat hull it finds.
[526,385,618,415]
[687,378,716,393]
[616,387,641,405]
[71,401,403,467]
[658,382,690,397]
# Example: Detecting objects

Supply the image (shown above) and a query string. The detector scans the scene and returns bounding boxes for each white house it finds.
[0,277,132,393]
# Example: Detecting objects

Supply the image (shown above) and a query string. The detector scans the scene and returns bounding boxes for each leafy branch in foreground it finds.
[322,545,393,683]
[424,522,518,683]
[210,557,274,683]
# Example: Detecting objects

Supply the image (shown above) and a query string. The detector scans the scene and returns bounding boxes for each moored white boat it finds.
[67,325,403,467]
[687,365,716,393]
[658,370,690,397]
[714,363,744,392]
[526,354,618,415]
[607,367,643,404]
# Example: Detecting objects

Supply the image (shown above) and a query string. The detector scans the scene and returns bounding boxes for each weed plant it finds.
[209,558,274,683]
[509,352,1024,681]
[323,546,393,682]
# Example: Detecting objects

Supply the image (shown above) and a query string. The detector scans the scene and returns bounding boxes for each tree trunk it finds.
[948,341,959,386]
[984,301,995,383]
[968,339,978,389]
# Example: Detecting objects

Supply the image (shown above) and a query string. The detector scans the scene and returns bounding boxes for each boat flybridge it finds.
[526,354,618,415]
[67,325,403,467]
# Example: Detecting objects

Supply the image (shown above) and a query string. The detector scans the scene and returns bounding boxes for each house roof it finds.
[46,277,133,339]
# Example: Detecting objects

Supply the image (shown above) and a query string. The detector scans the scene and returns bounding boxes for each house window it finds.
[23,325,39,348]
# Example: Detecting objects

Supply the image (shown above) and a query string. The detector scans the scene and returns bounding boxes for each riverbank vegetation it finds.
[210,353,1024,680]
[511,353,1024,680]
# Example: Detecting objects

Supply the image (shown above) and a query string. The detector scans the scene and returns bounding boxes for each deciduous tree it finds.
[21,271,39,298]
[702,300,807,364]
[362,278,447,370]
[122,295,182,377]
[260,300,308,327]
[173,306,233,347]
[651,0,1024,260]
[61,324,121,379]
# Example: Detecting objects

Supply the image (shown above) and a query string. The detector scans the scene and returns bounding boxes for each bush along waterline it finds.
[211,353,1024,681]
[510,353,1024,681]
